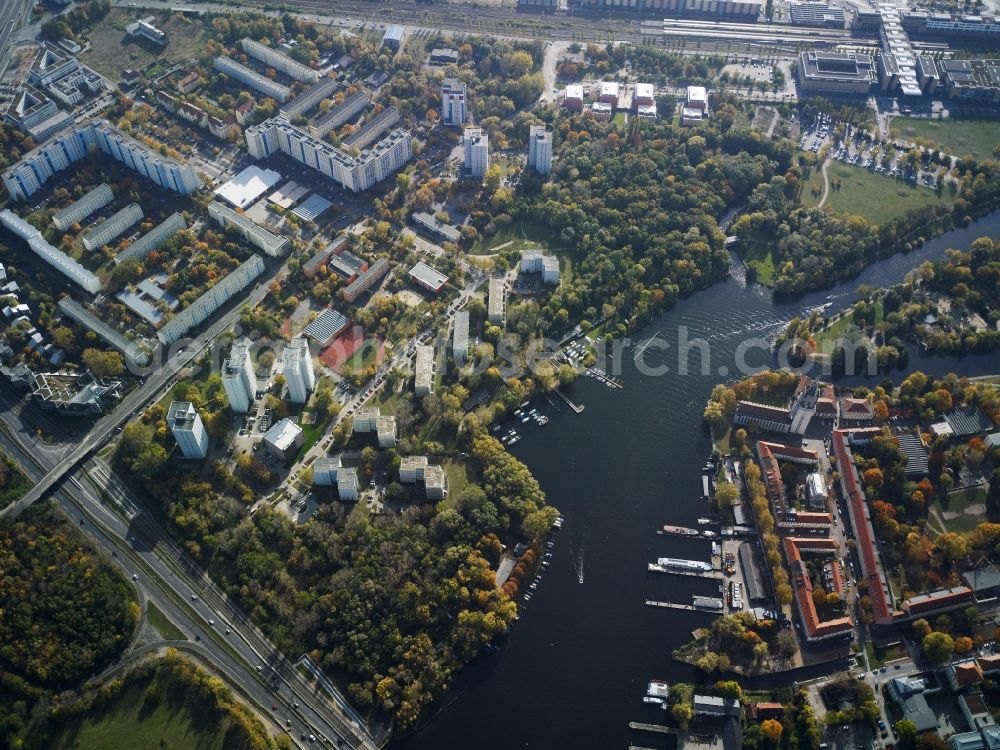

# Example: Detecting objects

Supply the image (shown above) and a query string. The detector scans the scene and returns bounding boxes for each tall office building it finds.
[463,127,489,179]
[281,337,315,403]
[244,117,412,193]
[441,78,467,126]
[222,339,256,413]
[167,401,209,458]
[527,125,552,174]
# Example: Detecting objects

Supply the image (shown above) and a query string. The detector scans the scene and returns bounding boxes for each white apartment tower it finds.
[527,125,553,175]
[222,339,256,413]
[282,337,315,403]
[441,78,467,126]
[463,127,489,179]
[167,401,209,459]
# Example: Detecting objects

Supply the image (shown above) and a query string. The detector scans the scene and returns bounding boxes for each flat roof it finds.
[267,180,309,209]
[214,165,282,209]
[263,417,302,450]
[409,260,448,291]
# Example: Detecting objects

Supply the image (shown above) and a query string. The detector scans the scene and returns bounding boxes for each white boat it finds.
[643,696,665,705]
[697,517,711,525]
[702,530,717,538]
[509,436,520,445]
[647,680,670,698]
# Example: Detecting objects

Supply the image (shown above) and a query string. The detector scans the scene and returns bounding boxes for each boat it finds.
[702,530,717,538]
[521,416,530,423]
[647,680,670,698]
[508,436,520,445]
[537,415,549,425]
[697,517,711,525]
[661,524,700,537]
[643,696,665,705]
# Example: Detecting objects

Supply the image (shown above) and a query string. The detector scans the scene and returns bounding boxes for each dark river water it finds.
[399,211,1000,750]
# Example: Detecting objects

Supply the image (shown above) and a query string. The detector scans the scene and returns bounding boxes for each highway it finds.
[0,416,377,749]
[0,0,32,78]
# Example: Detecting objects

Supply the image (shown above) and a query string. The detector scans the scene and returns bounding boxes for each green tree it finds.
[922,631,954,664]
[672,702,693,729]
[82,348,125,377]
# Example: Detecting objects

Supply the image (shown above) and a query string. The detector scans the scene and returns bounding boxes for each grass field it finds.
[813,300,883,354]
[80,9,214,79]
[50,674,238,750]
[929,486,989,535]
[469,219,559,256]
[442,457,478,504]
[146,602,186,641]
[740,241,777,286]
[801,161,947,225]
[893,117,1000,161]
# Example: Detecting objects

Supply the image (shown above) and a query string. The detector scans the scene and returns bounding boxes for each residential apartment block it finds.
[463,127,489,178]
[240,38,320,83]
[527,124,552,174]
[157,254,265,345]
[520,249,560,285]
[3,120,201,202]
[488,277,507,325]
[115,212,187,265]
[214,55,291,103]
[246,116,412,193]
[81,202,143,251]
[168,401,209,458]
[222,339,257,413]
[0,209,101,294]
[440,78,467,126]
[52,183,113,231]
[414,344,436,396]
[207,201,289,256]
[281,337,315,403]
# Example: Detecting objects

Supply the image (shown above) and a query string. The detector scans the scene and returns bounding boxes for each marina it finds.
[584,367,623,389]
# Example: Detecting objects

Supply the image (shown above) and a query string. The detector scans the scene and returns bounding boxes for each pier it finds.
[552,387,584,414]
[645,597,724,612]
[585,367,623,389]
[647,563,724,581]
[629,722,680,736]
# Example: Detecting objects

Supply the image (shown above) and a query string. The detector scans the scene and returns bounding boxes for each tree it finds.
[912,618,931,638]
[761,718,783,744]
[672,702,693,728]
[922,631,954,664]
[715,482,739,507]
[895,719,917,747]
[82,348,125,377]
[954,636,974,654]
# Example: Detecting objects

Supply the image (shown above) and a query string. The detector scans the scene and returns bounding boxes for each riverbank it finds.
[399,209,1000,750]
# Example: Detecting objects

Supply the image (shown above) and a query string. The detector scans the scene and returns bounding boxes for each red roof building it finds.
[783,537,854,643]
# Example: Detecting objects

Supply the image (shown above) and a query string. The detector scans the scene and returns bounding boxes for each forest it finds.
[0,504,137,744]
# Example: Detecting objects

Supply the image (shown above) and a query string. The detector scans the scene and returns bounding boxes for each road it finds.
[0,0,32,78]
[1,254,288,520]
[0,414,377,749]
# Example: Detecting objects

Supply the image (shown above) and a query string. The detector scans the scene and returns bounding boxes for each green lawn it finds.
[50,675,238,750]
[801,161,948,225]
[893,117,1000,161]
[295,409,326,462]
[469,219,559,256]
[814,299,883,354]
[442,457,479,505]
[146,602,186,641]
[929,486,989,535]
[865,641,906,668]
[740,240,777,286]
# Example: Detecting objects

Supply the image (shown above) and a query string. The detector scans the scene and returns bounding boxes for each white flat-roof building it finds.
[312,457,359,500]
[599,80,620,105]
[453,310,469,363]
[527,124,552,175]
[167,401,209,458]
[441,78,467,126]
[81,202,143,251]
[214,165,282,209]
[399,455,447,499]
[0,209,101,293]
[521,249,560,285]
[408,260,448,294]
[414,344,435,396]
[223,339,256,413]
[262,417,303,461]
[282,337,315,404]
[686,85,708,111]
[3,84,73,143]
[214,55,290,102]
[52,183,113,231]
[157,254,265,345]
[126,18,166,45]
[564,84,584,111]
[463,127,489,179]
[488,277,506,325]
[207,201,288,256]
[352,406,397,447]
[240,38,319,83]
[115,212,186,265]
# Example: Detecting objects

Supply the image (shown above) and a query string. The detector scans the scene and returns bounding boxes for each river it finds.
[398,210,1000,750]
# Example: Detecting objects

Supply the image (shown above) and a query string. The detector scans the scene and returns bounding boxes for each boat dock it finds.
[552,388,584,414]
[585,367,623,389]
[647,563,724,581]
[645,595,724,612]
[629,722,680,736]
